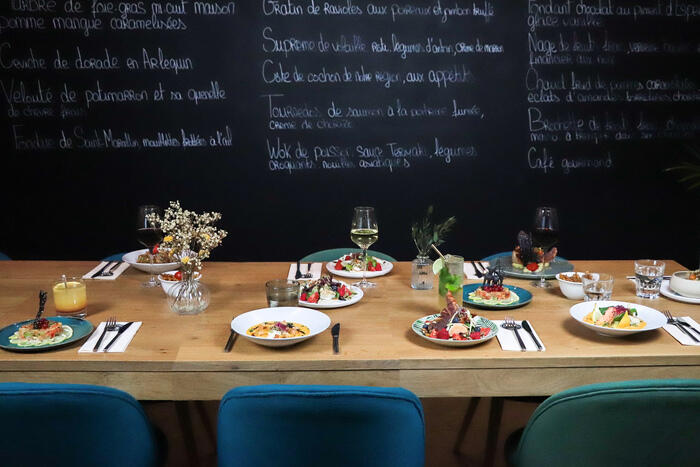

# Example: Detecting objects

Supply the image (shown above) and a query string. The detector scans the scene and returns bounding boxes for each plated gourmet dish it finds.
[512,230,557,273]
[584,304,646,329]
[333,253,383,272]
[467,266,520,306]
[246,321,310,339]
[9,318,73,347]
[300,276,355,304]
[137,247,175,264]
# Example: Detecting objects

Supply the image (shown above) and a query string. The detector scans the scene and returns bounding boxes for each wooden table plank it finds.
[0,260,698,399]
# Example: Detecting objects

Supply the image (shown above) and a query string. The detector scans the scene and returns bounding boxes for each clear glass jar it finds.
[168,266,210,315]
[411,255,433,290]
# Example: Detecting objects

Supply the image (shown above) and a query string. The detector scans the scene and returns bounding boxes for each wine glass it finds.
[350,207,379,289]
[137,205,164,288]
[531,206,558,289]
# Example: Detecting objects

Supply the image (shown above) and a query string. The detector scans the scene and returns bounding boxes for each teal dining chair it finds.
[103,252,128,261]
[510,379,700,467]
[218,385,425,467]
[0,252,11,260]
[0,383,161,467]
[301,248,397,262]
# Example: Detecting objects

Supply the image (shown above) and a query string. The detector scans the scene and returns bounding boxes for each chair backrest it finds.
[103,252,127,262]
[514,379,700,467]
[0,383,159,467]
[301,248,397,262]
[0,251,11,260]
[218,385,424,467]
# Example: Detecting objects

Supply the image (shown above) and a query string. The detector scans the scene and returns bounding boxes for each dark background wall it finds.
[1,1,699,266]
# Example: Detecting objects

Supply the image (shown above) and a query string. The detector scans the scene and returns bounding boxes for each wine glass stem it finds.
[362,248,368,285]
[149,250,156,284]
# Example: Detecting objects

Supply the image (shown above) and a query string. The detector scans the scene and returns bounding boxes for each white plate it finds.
[411,315,498,347]
[158,270,201,297]
[122,249,180,274]
[326,256,393,278]
[299,281,364,309]
[569,301,666,337]
[231,307,331,347]
[661,280,700,304]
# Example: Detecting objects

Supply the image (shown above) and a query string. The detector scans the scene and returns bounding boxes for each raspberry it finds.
[526,262,539,272]
[437,329,450,340]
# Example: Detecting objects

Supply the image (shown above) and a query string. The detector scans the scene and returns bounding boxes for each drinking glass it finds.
[634,260,665,299]
[531,206,559,288]
[438,255,464,309]
[266,280,300,307]
[582,273,614,301]
[350,207,379,289]
[137,205,164,288]
[53,277,87,318]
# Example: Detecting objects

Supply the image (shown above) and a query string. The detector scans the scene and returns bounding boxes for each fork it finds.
[504,316,526,351]
[664,310,699,343]
[93,316,118,352]
[471,261,484,278]
[101,262,122,276]
[304,263,313,278]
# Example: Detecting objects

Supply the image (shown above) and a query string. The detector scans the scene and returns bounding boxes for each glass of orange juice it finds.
[53,277,87,318]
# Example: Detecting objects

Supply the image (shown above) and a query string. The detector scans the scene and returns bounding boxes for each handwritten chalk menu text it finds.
[2,1,698,175]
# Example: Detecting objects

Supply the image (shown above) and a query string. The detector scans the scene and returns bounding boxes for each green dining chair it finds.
[0,251,11,260]
[301,248,397,262]
[510,379,700,467]
[0,382,162,466]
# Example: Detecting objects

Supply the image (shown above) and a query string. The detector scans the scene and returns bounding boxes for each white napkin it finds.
[287,263,322,281]
[492,320,546,351]
[663,317,700,346]
[464,261,490,280]
[78,321,142,352]
[82,262,129,280]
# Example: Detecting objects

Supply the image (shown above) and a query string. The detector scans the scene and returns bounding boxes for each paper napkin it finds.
[464,261,490,280]
[82,262,130,281]
[287,263,322,281]
[78,321,142,353]
[492,320,546,351]
[663,317,700,346]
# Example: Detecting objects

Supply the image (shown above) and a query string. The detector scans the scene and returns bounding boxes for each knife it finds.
[522,320,543,351]
[331,323,340,354]
[103,322,134,352]
[101,261,122,276]
[295,260,302,279]
[678,319,700,339]
[90,262,114,279]
[224,329,238,352]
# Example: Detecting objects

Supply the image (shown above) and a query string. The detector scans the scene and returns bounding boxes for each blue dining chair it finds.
[0,251,11,260]
[0,383,161,467]
[103,252,128,262]
[218,385,425,467]
[510,379,700,467]
[301,248,397,262]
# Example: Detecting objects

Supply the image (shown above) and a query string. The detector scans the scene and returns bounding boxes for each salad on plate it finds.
[332,253,384,273]
[9,318,73,347]
[418,292,493,342]
[584,304,646,329]
[300,276,355,304]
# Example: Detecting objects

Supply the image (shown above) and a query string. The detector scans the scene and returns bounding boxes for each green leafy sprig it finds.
[411,206,457,257]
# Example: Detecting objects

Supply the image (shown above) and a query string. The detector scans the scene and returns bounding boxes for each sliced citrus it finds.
[432,257,444,275]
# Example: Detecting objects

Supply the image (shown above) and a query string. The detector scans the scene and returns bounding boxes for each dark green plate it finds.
[0,317,94,352]
[482,252,574,280]
[463,283,533,310]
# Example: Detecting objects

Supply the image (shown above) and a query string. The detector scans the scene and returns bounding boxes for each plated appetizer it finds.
[246,321,310,339]
[584,304,646,329]
[137,246,174,264]
[300,276,355,304]
[512,231,557,273]
[332,253,384,272]
[418,292,493,342]
[467,267,520,306]
[9,318,73,347]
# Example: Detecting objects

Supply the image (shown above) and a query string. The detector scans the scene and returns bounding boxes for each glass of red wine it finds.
[531,206,558,288]
[137,205,164,288]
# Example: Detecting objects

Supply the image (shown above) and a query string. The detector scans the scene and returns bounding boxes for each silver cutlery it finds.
[101,262,122,276]
[103,321,135,351]
[664,310,699,343]
[677,319,700,339]
[224,329,238,352]
[502,317,526,351]
[521,320,543,351]
[304,263,314,279]
[295,260,302,280]
[471,261,484,278]
[90,262,113,278]
[331,323,340,354]
[93,316,117,352]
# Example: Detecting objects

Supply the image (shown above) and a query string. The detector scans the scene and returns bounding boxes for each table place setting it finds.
[492,318,546,352]
[82,261,129,280]
[662,314,700,346]
[287,261,322,281]
[79,320,142,353]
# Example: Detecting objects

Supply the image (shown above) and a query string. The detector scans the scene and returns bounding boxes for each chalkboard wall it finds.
[2,1,699,266]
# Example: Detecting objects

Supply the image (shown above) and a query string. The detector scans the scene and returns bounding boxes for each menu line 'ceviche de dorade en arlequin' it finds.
[146,201,227,270]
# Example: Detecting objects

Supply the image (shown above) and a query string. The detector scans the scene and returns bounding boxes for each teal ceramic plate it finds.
[411,315,498,347]
[482,252,574,280]
[0,317,93,352]
[463,283,533,310]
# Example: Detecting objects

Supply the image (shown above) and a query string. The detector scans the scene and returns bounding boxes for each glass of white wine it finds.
[350,206,379,289]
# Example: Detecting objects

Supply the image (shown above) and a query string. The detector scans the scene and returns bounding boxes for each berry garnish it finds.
[526,262,539,272]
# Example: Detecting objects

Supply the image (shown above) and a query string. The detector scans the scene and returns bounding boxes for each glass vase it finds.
[411,255,433,290]
[168,266,210,315]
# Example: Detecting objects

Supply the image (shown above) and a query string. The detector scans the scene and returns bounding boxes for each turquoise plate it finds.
[463,283,532,310]
[0,317,94,352]
[482,251,574,280]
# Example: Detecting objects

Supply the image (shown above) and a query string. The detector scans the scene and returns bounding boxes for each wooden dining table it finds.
[0,260,698,400]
